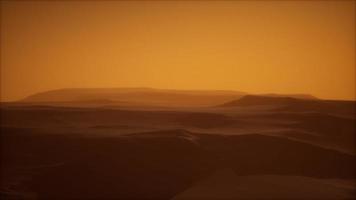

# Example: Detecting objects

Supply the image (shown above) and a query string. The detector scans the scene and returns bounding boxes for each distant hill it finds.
[17,88,324,107]
[219,95,355,117]
[259,93,318,100]
[20,88,246,107]
[219,95,316,107]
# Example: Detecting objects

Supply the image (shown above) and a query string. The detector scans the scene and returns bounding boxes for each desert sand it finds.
[1,89,355,199]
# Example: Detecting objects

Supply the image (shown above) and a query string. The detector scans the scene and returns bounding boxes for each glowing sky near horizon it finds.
[1,1,355,101]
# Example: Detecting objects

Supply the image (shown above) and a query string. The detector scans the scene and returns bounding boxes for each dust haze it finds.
[1,1,355,199]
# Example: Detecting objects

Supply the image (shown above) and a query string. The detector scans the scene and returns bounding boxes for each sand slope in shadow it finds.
[1,128,355,199]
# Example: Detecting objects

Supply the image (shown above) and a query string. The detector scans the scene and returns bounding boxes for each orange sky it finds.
[1,1,355,101]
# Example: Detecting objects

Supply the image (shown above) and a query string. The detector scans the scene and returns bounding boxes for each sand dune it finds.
[173,169,355,200]
[232,111,355,154]
[1,128,355,199]
[1,95,355,199]
[1,101,354,152]
[0,107,237,130]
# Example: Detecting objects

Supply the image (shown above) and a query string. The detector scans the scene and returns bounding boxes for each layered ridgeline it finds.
[219,95,355,116]
[220,95,318,106]
[17,88,318,107]
[19,88,246,107]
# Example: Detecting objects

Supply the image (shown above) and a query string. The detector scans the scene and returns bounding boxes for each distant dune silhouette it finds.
[259,93,318,100]
[220,95,355,116]
[20,88,246,107]
[17,88,320,108]
[220,95,316,107]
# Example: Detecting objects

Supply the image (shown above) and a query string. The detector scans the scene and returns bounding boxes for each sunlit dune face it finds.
[0,1,355,101]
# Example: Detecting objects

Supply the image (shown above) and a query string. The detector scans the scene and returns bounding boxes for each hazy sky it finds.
[1,1,355,101]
